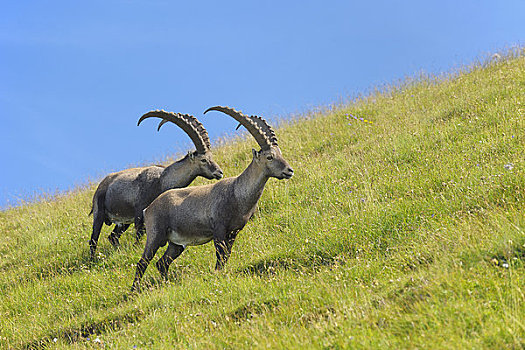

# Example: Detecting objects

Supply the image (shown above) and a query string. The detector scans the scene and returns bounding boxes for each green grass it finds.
[1,51,524,349]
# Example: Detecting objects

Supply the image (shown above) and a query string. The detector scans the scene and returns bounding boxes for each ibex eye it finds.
[201,159,207,163]
[267,155,273,161]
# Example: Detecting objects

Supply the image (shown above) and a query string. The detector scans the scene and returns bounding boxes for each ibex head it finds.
[204,106,293,180]
[138,110,223,180]
[251,147,293,179]
[186,151,223,180]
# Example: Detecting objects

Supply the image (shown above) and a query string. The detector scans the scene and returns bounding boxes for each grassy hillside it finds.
[1,52,524,349]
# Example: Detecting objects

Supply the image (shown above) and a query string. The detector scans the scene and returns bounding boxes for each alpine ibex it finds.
[132,106,293,290]
[89,111,223,260]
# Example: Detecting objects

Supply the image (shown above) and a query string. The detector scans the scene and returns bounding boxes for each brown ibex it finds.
[132,106,293,290]
[89,111,223,260]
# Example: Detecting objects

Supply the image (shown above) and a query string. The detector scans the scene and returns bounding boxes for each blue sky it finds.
[1,1,524,208]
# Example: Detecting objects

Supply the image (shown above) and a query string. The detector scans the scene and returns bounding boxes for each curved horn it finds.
[157,115,212,150]
[157,119,169,131]
[204,106,272,150]
[249,116,278,147]
[138,110,210,153]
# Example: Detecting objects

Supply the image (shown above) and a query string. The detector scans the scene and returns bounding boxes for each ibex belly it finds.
[106,212,134,225]
[168,229,213,247]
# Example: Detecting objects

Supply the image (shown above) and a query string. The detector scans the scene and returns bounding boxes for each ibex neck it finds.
[160,156,196,191]
[234,159,269,212]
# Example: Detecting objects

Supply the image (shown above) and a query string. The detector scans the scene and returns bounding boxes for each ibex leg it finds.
[134,215,146,244]
[156,242,185,280]
[89,196,106,260]
[214,230,239,270]
[131,236,164,291]
[108,224,130,248]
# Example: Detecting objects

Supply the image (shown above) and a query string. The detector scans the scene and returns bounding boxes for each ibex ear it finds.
[252,148,260,159]
[188,151,195,160]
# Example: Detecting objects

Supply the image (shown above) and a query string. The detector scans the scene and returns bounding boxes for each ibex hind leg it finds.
[131,234,166,292]
[90,214,105,260]
[108,224,131,248]
[156,242,185,280]
[134,215,146,244]
[89,195,106,260]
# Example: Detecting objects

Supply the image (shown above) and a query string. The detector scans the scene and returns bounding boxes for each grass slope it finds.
[1,53,524,349]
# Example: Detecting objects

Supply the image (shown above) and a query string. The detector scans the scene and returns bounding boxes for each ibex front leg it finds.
[214,230,239,270]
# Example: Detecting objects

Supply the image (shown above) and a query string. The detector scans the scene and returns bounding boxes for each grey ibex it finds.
[132,106,293,290]
[89,111,223,260]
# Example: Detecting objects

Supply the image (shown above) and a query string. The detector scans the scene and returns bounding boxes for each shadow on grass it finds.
[21,308,145,349]
[238,249,352,277]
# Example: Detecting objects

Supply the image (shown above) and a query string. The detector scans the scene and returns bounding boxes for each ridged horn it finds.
[204,106,272,150]
[156,117,211,149]
[248,115,278,147]
[138,110,210,153]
